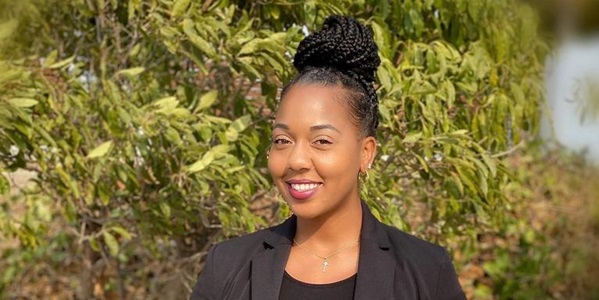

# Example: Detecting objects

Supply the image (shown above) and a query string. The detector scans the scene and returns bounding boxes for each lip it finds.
[285,179,322,200]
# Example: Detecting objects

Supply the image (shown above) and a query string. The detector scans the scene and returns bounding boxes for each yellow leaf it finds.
[197,90,218,111]
[116,67,145,77]
[9,98,38,108]
[187,145,230,174]
[225,115,251,142]
[48,56,75,69]
[87,141,113,159]
[43,50,58,68]
[153,96,179,114]
[110,226,133,240]
[103,231,119,256]
[187,151,215,174]
[171,0,191,18]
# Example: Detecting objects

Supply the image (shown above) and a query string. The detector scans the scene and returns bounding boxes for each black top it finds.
[278,271,356,300]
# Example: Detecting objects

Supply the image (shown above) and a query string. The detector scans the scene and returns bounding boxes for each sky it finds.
[542,34,599,163]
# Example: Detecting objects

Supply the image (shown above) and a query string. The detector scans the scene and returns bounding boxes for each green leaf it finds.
[153,96,179,113]
[116,67,145,77]
[35,127,57,147]
[237,58,261,79]
[204,115,231,124]
[182,18,217,58]
[187,151,216,174]
[478,171,489,196]
[103,231,119,256]
[89,236,100,252]
[225,115,251,142]
[43,50,58,68]
[159,202,171,219]
[110,226,133,241]
[510,81,525,105]
[238,33,285,56]
[481,152,497,178]
[48,56,75,69]
[9,98,38,108]
[0,173,9,195]
[449,172,464,195]
[196,90,218,112]
[455,165,478,194]
[165,127,182,145]
[87,141,113,159]
[0,67,24,86]
[402,132,422,144]
[171,0,191,18]
[187,144,230,173]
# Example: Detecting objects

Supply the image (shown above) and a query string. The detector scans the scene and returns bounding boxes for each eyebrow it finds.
[273,123,341,133]
[310,124,341,133]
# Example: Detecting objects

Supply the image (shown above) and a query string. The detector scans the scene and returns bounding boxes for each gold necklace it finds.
[292,239,360,272]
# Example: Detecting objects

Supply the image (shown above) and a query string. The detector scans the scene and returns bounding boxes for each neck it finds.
[294,198,363,249]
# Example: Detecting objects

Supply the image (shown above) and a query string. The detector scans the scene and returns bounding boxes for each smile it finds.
[285,181,322,200]
[290,183,320,191]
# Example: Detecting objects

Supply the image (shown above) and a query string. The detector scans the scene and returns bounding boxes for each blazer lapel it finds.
[354,203,396,300]
[249,204,399,300]
[250,216,295,300]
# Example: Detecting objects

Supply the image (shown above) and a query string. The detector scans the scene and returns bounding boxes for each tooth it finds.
[290,183,321,191]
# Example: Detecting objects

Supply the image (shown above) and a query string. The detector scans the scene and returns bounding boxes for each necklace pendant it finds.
[322,258,330,272]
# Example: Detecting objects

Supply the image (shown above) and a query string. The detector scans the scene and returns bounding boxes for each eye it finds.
[314,139,332,145]
[273,138,291,144]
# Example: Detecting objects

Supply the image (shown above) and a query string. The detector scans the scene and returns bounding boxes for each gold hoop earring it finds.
[359,170,369,180]
[359,164,372,180]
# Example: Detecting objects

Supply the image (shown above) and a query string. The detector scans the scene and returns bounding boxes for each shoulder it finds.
[376,221,465,299]
[192,224,287,299]
[206,217,293,261]
[208,226,272,259]
[378,222,450,265]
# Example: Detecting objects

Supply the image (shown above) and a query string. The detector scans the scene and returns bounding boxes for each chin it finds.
[287,201,333,221]
[286,201,314,218]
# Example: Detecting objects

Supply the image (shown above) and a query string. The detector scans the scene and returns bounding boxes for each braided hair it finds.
[282,15,381,137]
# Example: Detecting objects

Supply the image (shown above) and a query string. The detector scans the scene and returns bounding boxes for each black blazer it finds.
[191,202,465,300]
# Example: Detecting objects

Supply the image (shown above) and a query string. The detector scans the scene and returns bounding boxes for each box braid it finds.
[281,15,381,137]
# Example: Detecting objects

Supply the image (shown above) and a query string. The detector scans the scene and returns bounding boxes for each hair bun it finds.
[294,15,380,83]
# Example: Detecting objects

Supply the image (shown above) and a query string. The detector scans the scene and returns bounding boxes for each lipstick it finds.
[286,179,322,200]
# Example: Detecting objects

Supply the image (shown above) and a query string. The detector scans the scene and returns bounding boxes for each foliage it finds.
[471,149,599,299]
[2,0,592,299]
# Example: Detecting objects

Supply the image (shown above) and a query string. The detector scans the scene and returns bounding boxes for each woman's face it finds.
[268,84,376,220]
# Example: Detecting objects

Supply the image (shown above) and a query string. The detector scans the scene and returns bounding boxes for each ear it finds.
[360,136,377,173]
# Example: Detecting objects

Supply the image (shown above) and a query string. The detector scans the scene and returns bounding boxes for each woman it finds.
[191,15,465,300]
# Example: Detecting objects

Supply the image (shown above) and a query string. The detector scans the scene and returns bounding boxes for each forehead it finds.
[275,84,355,131]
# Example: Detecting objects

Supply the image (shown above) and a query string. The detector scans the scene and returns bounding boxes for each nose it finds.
[287,141,312,171]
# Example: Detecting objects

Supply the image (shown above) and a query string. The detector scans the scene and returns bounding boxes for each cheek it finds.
[267,152,285,178]
[313,149,360,177]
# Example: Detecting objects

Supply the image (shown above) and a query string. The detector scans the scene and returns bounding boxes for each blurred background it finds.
[0,0,598,299]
